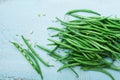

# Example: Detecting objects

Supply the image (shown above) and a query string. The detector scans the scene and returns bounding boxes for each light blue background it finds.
[0,0,120,80]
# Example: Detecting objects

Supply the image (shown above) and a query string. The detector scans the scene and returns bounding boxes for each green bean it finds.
[21,35,52,67]
[109,65,120,71]
[94,53,102,59]
[66,9,101,16]
[72,58,99,66]
[112,39,120,49]
[105,24,120,29]
[56,17,84,27]
[58,63,80,71]
[67,14,85,19]
[106,19,120,26]
[57,55,70,61]
[69,20,82,23]
[107,43,120,53]
[72,53,84,57]
[69,20,88,26]
[37,45,61,59]
[76,52,91,60]
[11,42,43,80]
[48,27,65,32]
[82,68,115,80]
[24,49,43,79]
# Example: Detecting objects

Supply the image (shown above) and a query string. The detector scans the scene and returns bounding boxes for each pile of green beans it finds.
[37,9,120,80]
[11,9,120,80]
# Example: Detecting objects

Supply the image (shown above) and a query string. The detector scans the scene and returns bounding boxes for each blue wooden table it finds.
[0,0,120,80]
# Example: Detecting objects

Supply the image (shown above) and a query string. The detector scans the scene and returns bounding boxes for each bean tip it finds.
[9,40,15,44]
